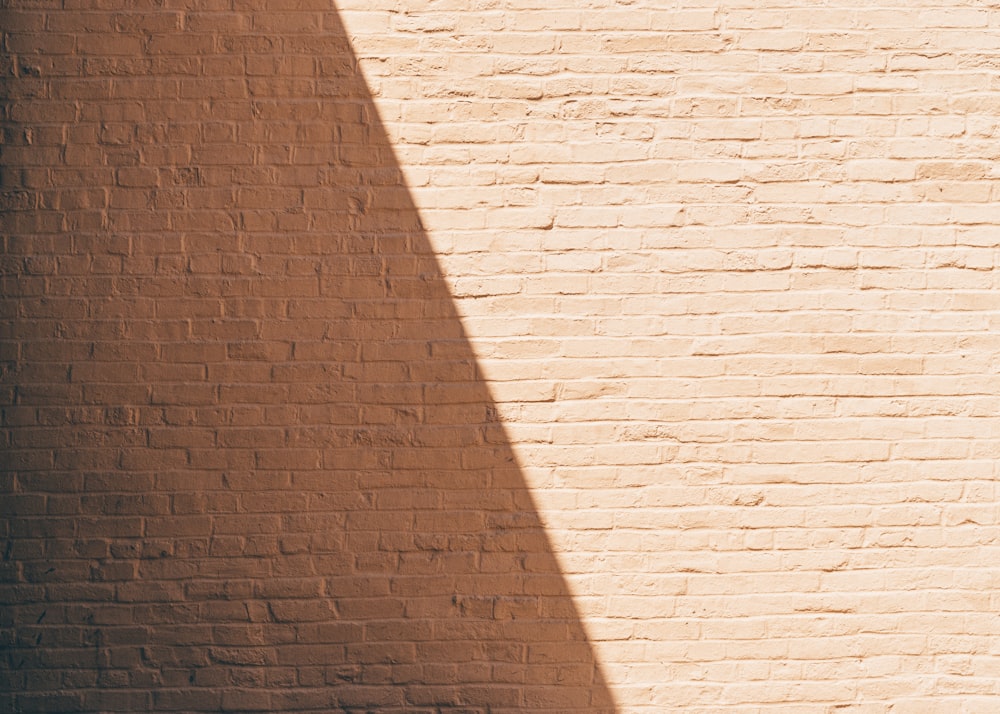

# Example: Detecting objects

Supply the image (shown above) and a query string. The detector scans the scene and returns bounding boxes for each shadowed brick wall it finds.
[0,3,612,712]
[4,1,1000,713]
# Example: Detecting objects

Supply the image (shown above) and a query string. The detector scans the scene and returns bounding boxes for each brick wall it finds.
[0,3,611,712]
[4,1,1000,712]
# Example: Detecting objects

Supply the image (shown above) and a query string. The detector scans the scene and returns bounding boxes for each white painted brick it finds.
[336,2,1000,710]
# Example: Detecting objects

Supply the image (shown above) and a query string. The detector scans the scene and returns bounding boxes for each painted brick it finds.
[3,1,1000,712]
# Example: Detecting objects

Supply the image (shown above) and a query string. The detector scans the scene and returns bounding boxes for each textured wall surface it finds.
[3,0,1000,712]
[0,2,612,712]
[336,1,1000,711]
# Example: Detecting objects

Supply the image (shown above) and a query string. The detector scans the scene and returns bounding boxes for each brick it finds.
[4,2,1000,712]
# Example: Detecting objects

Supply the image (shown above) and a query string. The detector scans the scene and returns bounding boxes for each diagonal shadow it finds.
[0,2,615,712]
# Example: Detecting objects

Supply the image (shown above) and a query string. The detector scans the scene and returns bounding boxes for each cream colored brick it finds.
[332,1,1000,709]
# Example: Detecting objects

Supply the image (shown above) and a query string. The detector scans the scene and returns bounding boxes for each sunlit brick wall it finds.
[3,1,1000,712]
[338,1,1000,711]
